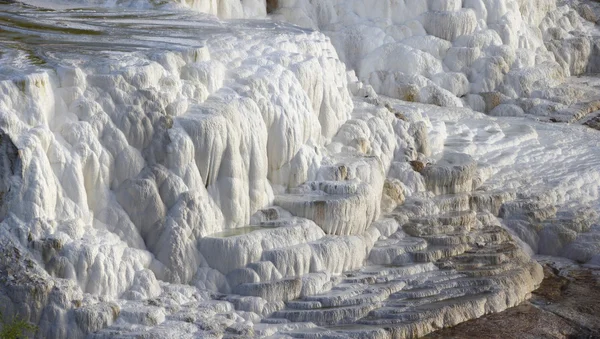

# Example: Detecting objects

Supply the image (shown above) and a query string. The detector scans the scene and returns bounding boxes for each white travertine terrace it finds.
[0,0,599,338]
[273,0,595,110]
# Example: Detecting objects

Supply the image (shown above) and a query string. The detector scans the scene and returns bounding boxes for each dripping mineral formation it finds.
[1,0,600,337]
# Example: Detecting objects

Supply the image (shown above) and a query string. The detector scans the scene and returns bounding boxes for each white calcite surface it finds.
[271,0,597,110]
[0,0,599,338]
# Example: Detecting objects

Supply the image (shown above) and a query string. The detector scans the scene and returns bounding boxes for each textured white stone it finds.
[1,0,600,338]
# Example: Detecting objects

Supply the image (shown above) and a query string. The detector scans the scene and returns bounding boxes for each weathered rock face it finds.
[0,130,21,220]
[0,234,95,338]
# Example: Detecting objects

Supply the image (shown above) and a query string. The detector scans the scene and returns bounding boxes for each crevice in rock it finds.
[266,0,278,14]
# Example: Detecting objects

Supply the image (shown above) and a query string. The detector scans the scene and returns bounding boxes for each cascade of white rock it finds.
[0,0,599,338]
[271,0,595,110]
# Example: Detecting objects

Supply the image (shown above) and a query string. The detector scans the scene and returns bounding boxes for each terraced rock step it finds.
[424,260,600,339]
[267,201,543,338]
[198,217,325,276]
[368,237,428,265]
[234,278,302,302]
[275,154,384,236]
[85,135,544,339]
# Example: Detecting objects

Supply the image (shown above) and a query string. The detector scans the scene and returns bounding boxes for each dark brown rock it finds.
[266,0,278,14]
[410,160,426,173]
